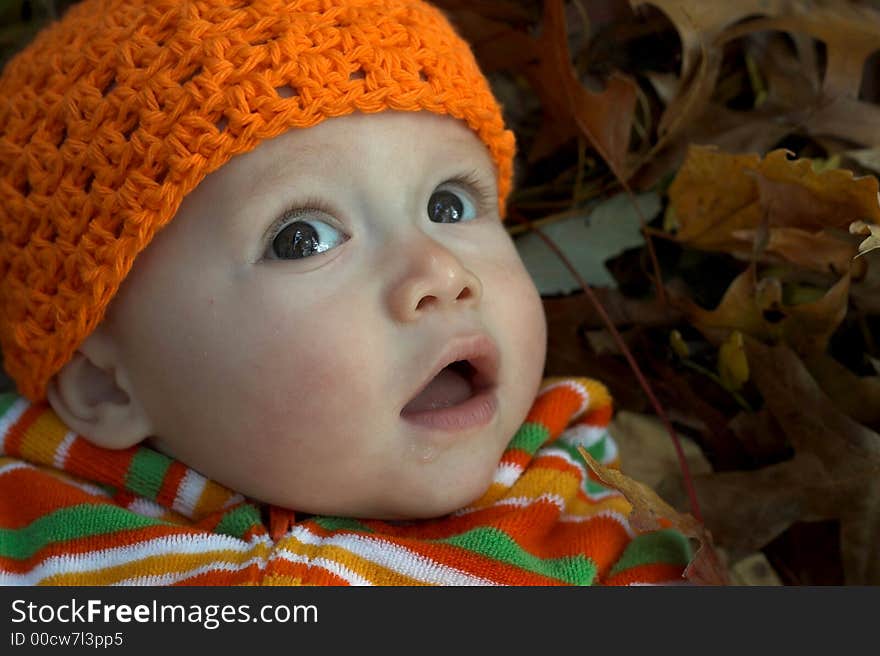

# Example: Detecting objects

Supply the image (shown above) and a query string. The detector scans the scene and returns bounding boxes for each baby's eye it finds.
[266,213,347,260]
[427,183,479,223]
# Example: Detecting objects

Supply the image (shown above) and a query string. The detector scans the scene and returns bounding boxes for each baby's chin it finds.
[274,452,501,521]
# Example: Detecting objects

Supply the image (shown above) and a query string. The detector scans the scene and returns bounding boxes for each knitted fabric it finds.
[0,0,516,401]
[0,377,692,585]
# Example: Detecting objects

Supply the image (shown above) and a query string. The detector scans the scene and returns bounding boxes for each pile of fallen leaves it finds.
[3,0,879,584]
[435,0,880,585]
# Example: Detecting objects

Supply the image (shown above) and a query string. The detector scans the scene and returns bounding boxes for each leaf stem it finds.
[512,208,705,523]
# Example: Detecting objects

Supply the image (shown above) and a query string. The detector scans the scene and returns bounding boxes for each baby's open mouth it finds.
[402,360,477,414]
[400,334,500,427]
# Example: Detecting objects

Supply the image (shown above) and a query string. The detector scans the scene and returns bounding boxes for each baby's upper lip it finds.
[401,333,500,411]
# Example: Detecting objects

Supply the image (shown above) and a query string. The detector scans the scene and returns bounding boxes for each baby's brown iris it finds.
[428,190,464,223]
[272,222,319,259]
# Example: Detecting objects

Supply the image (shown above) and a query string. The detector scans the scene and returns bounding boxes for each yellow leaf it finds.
[667,147,880,271]
[718,331,749,391]
[669,329,690,358]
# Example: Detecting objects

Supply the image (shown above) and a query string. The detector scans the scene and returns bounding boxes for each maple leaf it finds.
[525,0,637,173]
[657,338,880,584]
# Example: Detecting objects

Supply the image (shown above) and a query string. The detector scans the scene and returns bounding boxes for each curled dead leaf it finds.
[578,446,730,585]
[850,221,880,258]
[674,265,850,358]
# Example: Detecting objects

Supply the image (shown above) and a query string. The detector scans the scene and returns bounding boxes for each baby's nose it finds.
[387,238,482,322]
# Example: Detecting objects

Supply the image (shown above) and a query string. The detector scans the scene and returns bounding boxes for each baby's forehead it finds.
[209,111,496,194]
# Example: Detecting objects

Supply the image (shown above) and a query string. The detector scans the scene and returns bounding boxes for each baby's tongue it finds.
[403,366,473,414]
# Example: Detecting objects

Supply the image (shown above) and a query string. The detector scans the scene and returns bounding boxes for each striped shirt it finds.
[0,377,691,585]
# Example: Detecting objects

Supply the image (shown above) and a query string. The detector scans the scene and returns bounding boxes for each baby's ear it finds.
[47,327,151,449]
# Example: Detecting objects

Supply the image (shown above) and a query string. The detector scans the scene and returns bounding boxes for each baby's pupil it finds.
[429,190,463,223]
[273,221,318,259]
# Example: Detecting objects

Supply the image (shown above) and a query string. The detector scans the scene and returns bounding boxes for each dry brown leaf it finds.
[804,352,880,431]
[669,146,880,257]
[434,2,537,74]
[628,0,786,155]
[731,227,862,277]
[729,552,784,586]
[525,0,637,172]
[658,339,880,584]
[675,265,850,358]
[609,411,711,490]
[578,447,730,585]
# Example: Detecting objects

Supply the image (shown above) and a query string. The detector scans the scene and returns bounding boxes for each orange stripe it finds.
[0,468,110,528]
[527,385,585,438]
[156,461,188,508]
[604,562,686,586]
[65,438,137,489]
[581,403,612,427]
[3,404,44,458]
[498,449,531,469]
[174,563,265,586]
[262,559,351,586]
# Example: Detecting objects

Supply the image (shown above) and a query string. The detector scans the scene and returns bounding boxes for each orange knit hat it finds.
[0,0,516,401]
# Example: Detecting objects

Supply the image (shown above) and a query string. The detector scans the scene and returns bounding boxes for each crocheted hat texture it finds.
[0,0,516,401]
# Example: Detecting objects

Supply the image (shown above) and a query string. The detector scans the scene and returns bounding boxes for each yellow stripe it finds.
[194,480,237,518]
[512,465,581,499]
[40,543,272,585]
[567,494,632,518]
[279,536,427,586]
[20,411,69,466]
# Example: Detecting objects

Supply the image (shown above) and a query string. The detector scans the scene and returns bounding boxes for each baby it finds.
[0,0,691,585]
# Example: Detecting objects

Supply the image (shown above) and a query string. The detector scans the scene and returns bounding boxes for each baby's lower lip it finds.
[400,388,498,432]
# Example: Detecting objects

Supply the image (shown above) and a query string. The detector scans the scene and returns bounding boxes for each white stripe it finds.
[560,509,636,537]
[0,397,30,454]
[287,525,497,586]
[492,462,522,487]
[172,468,207,517]
[0,532,271,585]
[127,498,171,519]
[111,556,269,586]
[537,380,590,419]
[271,549,373,586]
[0,461,31,477]
[454,492,566,517]
[560,424,608,448]
[52,431,77,469]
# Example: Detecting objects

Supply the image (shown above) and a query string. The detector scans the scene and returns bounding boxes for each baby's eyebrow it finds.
[243,143,333,201]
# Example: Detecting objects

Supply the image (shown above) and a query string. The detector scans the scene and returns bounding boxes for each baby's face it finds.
[101,111,546,518]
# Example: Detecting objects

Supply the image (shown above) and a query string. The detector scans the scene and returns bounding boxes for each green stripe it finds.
[124,448,172,501]
[0,503,169,560]
[312,516,373,534]
[438,527,597,585]
[212,503,262,539]
[609,528,693,576]
[507,422,549,455]
[0,393,19,417]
